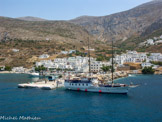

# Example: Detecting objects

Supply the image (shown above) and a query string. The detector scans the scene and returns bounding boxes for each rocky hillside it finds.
[1,0,162,68]
[0,16,94,44]
[0,17,102,68]
[70,0,162,42]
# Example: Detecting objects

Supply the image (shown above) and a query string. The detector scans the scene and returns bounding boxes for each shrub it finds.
[101,65,110,72]
[96,56,104,61]
[142,67,155,74]
[150,61,162,66]
[5,66,12,71]
[35,65,47,72]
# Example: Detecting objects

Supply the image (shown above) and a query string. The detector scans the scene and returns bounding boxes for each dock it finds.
[18,80,64,90]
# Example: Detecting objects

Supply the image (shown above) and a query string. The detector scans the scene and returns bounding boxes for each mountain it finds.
[0,16,103,68]
[16,16,47,21]
[0,16,94,43]
[1,0,162,68]
[70,0,162,42]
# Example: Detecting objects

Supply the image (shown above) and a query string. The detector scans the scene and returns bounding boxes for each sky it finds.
[0,0,152,20]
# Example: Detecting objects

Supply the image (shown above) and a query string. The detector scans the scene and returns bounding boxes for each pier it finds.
[18,80,64,90]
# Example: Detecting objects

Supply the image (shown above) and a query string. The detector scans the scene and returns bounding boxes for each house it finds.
[114,55,125,65]
[0,66,5,71]
[148,53,162,61]
[12,49,19,52]
[141,62,152,68]
[12,67,26,73]
[155,40,162,44]
[146,39,154,45]
[160,35,162,39]
[69,50,76,54]
[152,65,159,69]
[61,51,69,55]
[39,54,49,59]
[154,37,158,40]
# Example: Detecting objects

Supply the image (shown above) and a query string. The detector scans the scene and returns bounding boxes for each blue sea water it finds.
[0,74,162,122]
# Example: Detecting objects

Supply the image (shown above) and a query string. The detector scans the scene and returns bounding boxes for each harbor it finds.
[0,73,162,121]
[1,0,162,121]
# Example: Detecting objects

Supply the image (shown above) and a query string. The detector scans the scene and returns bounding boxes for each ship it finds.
[64,38,136,94]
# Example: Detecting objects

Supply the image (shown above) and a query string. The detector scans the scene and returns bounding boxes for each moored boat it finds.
[64,77,129,94]
[64,38,136,94]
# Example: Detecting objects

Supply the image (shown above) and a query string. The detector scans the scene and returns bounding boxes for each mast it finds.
[111,40,114,84]
[88,37,91,77]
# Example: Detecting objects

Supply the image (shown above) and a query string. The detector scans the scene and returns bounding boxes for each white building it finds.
[148,53,162,62]
[0,66,5,71]
[160,35,162,39]
[12,67,26,73]
[146,39,154,45]
[39,54,49,59]
[61,51,69,55]
[12,49,19,52]
[91,61,110,72]
[69,50,76,54]
[141,62,152,68]
[35,56,110,73]
[155,40,162,44]
[113,51,147,64]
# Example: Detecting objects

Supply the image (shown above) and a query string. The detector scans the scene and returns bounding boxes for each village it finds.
[1,49,162,82]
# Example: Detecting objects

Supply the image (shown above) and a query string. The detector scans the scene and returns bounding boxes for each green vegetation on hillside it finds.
[142,67,155,74]
[75,50,86,57]
[115,28,162,53]
[5,66,12,71]
[35,65,47,72]
[150,61,162,66]
[101,65,111,72]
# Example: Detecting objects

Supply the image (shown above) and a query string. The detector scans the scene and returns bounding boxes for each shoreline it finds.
[0,71,28,74]
[0,71,14,74]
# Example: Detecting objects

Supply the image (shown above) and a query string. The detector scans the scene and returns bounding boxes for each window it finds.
[75,84,77,86]
[86,84,88,86]
[82,84,84,86]
[72,84,73,86]
[79,84,80,86]
[70,83,71,85]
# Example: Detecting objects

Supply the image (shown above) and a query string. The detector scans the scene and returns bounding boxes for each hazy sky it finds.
[0,0,152,20]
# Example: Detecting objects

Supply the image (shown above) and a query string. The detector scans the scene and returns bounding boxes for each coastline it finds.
[0,71,14,74]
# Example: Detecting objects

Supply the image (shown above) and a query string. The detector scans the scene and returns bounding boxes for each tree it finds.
[5,66,12,71]
[96,56,104,61]
[101,65,110,72]
[150,61,162,66]
[59,75,62,78]
[147,53,151,56]
[35,65,47,72]
[142,67,155,74]
[68,54,73,57]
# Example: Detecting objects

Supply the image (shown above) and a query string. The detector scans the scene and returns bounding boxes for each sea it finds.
[0,73,162,122]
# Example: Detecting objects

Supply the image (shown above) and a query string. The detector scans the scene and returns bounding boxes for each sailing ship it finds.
[64,38,135,94]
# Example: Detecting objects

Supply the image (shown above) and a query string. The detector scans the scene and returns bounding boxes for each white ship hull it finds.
[29,72,39,77]
[65,82,128,94]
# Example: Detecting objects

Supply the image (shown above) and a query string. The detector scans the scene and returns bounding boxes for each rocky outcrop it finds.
[70,0,162,42]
